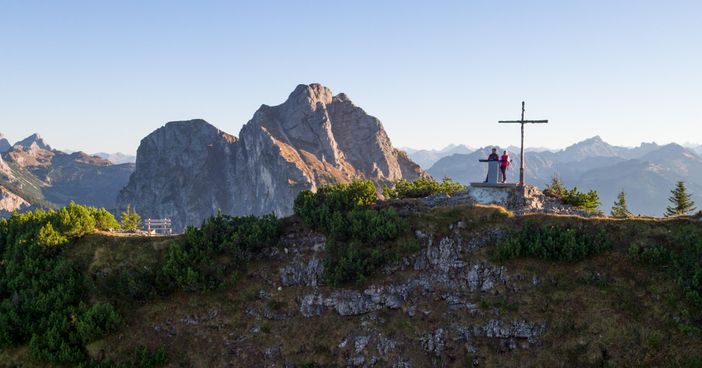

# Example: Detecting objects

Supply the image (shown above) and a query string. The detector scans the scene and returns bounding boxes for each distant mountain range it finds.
[412,136,702,215]
[3,88,701,221]
[94,152,136,164]
[0,133,134,217]
[400,144,474,168]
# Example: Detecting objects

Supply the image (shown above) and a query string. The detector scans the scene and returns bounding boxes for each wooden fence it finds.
[144,218,173,236]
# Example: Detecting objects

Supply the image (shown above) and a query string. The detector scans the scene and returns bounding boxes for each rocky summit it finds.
[117,83,425,231]
[0,133,10,153]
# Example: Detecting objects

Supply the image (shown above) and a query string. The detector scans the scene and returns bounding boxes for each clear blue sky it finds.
[2,1,701,154]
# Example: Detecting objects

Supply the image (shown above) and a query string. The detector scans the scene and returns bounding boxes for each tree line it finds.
[544,176,697,218]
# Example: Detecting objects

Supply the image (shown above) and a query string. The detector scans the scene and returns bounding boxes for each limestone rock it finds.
[116,120,237,231]
[279,257,324,287]
[118,83,427,231]
[0,185,30,217]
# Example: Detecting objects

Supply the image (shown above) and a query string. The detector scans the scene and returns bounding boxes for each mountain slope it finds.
[402,144,474,168]
[116,120,239,230]
[94,152,136,164]
[0,133,10,153]
[0,134,135,212]
[117,84,426,231]
[0,185,30,217]
[4,204,701,367]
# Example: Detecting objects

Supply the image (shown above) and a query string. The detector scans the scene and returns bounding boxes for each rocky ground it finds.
[421,184,592,217]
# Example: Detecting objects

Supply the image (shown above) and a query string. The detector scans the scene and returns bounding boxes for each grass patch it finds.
[494,221,610,262]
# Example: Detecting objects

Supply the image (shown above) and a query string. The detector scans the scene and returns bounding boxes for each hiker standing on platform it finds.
[500,150,511,183]
[484,148,500,182]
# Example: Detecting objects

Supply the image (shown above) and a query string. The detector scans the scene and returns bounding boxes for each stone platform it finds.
[421,184,541,211]
[469,182,518,188]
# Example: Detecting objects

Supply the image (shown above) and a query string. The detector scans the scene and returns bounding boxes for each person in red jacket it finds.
[499,150,511,183]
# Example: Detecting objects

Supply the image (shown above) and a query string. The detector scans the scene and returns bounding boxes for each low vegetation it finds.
[382,177,464,199]
[3,181,702,366]
[0,203,124,364]
[494,221,610,262]
[544,176,602,214]
[295,179,415,284]
[162,212,281,291]
[120,204,142,230]
[0,201,281,366]
[628,232,702,307]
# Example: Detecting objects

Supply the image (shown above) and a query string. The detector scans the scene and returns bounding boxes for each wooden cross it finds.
[498,101,548,186]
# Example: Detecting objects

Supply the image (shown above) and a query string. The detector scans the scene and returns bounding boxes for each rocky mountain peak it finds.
[118,83,426,231]
[0,133,10,153]
[15,133,52,151]
[287,83,335,107]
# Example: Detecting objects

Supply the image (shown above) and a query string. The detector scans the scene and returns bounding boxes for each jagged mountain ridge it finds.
[94,152,136,164]
[427,137,702,215]
[0,134,135,215]
[400,144,474,168]
[117,83,426,231]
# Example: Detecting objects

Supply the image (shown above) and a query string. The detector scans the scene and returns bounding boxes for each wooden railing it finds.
[144,218,173,236]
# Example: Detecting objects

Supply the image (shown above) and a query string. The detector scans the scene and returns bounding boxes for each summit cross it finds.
[498,101,548,186]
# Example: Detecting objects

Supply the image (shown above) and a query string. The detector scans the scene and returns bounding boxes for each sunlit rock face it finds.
[117,84,426,231]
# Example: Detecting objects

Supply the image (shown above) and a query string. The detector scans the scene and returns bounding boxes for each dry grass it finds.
[4,207,702,367]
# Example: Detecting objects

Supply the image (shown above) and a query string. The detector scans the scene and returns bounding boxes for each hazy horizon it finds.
[2,1,701,154]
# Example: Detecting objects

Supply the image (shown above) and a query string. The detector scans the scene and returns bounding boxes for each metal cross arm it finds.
[497,101,549,186]
[498,120,548,124]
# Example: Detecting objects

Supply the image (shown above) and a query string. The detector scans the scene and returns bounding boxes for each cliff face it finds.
[117,84,426,230]
[117,120,238,230]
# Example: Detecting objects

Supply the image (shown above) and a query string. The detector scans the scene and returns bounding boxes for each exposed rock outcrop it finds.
[0,185,30,217]
[421,184,594,216]
[118,84,426,231]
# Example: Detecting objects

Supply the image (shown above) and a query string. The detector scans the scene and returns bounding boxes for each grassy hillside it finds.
[1,184,701,367]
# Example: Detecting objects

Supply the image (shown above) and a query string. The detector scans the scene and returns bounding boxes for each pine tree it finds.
[544,175,566,198]
[120,204,142,230]
[665,181,696,217]
[610,190,632,218]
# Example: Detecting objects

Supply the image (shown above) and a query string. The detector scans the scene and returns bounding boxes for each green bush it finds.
[671,233,702,306]
[120,205,142,230]
[627,243,672,266]
[561,187,602,213]
[162,213,281,290]
[346,208,403,243]
[75,302,122,343]
[90,207,121,230]
[79,346,168,368]
[383,177,464,199]
[543,177,602,213]
[627,233,702,307]
[495,223,610,262]
[0,204,123,363]
[294,180,412,284]
[294,179,377,233]
[543,176,566,198]
[94,265,171,304]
